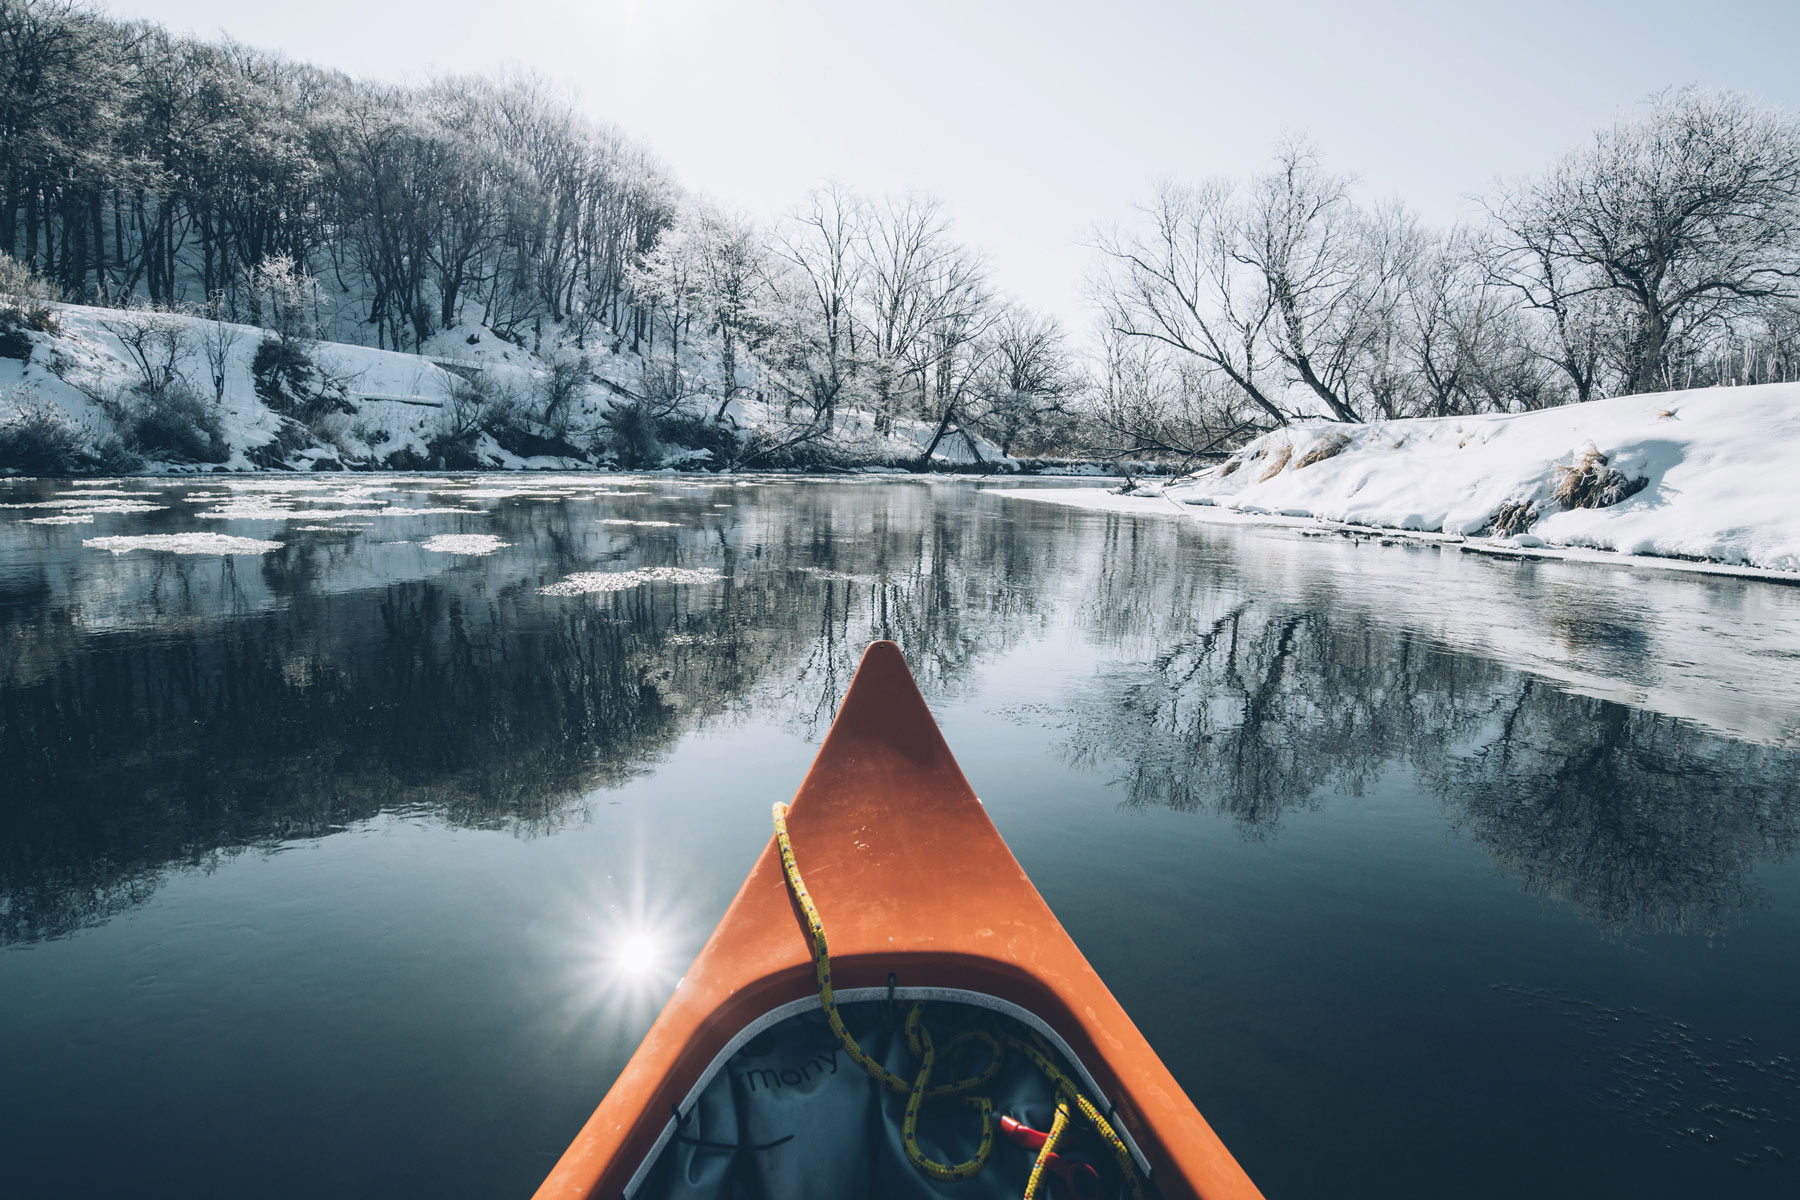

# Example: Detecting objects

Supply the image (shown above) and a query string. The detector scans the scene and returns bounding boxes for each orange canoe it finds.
[535,641,1265,1200]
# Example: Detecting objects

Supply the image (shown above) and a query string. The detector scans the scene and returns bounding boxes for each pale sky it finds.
[107,0,1800,332]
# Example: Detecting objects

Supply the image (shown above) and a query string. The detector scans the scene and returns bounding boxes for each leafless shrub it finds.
[99,307,191,402]
[537,349,591,434]
[122,382,227,463]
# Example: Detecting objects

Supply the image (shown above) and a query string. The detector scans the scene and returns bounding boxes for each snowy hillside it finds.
[0,304,1012,475]
[1015,386,1800,575]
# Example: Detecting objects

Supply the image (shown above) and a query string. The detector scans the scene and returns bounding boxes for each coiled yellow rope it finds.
[771,801,1148,1199]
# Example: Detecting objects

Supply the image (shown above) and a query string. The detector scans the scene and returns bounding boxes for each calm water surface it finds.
[2,474,1798,1199]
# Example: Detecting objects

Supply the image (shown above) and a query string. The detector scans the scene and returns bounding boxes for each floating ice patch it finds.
[221,479,397,495]
[586,489,651,497]
[538,566,723,596]
[28,513,96,525]
[440,482,598,500]
[84,533,283,555]
[72,501,166,515]
[420,534,510,555]
[53,489,139,498]
[600,519,680,527]
[799,566,881,585]
[197,499,479,520]
[5,499,165,514]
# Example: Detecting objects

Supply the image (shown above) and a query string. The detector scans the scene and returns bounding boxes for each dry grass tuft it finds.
[1217,458,1241,477]
[1257,443,1293,481]
[1552,444,1649,510]
[1294,432,1351,470]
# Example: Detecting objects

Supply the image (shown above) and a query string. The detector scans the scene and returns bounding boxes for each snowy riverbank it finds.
[0,303,1033,476]
[1008,385,1800,579]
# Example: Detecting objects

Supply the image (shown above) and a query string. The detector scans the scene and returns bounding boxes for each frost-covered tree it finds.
[970,305,1075,456]
[863,193,986,430]
[631,200,774,423]
[769,183,867,425]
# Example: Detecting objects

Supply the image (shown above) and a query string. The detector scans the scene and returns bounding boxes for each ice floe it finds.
[84,533,283,555]
[419,534,510,555]
[538,566,723,595]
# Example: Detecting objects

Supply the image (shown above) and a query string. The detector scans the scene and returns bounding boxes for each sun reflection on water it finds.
[606,927,672,984]
[546,867,697,1049]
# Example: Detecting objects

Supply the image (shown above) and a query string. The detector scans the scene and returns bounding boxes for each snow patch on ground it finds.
[419,534,509,555]
[538,566,723,595]
[84,532,283,555]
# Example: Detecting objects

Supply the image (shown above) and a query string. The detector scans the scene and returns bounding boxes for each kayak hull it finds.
[535,641,1264,1200]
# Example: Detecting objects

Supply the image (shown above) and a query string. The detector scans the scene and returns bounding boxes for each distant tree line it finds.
[7,0,1800,469]
[0,0,1081,464]
[1091,89,1800,461]
[0,0,673,354]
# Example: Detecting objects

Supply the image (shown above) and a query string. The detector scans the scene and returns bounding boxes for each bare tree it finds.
[862,192,983,431]
[1236,140,1372,422]
[196,291,242,404]
[909,250,996,466]
[1084,326,1259,470]
[1091,180,1288,425]
[1412,231,1562,414]
[1488,88,1800,394]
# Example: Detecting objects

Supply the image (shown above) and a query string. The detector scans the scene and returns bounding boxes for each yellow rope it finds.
[771,801,1149,1199]
[772,801,996,1181]
[1002,1031,1146,1200]
[1024,1101,1070,1199]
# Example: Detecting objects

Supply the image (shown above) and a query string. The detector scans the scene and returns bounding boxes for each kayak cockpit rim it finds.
[620,984,1157,1198]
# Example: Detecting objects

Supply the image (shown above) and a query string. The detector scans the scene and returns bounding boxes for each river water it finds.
[2,474,1797,1199]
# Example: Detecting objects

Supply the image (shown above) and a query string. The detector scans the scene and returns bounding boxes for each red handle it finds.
[999,1114,1048,1150]
[997,1115,1103,1200]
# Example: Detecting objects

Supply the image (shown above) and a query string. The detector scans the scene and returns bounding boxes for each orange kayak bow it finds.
[534,640,1264,1200]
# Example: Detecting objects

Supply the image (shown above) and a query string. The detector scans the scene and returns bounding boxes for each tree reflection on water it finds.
[2,477,1797,944]
[1058,521,1800,935]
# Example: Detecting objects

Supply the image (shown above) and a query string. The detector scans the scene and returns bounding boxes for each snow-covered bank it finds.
[1014,387,1800,577]
[0,303,1024,476]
